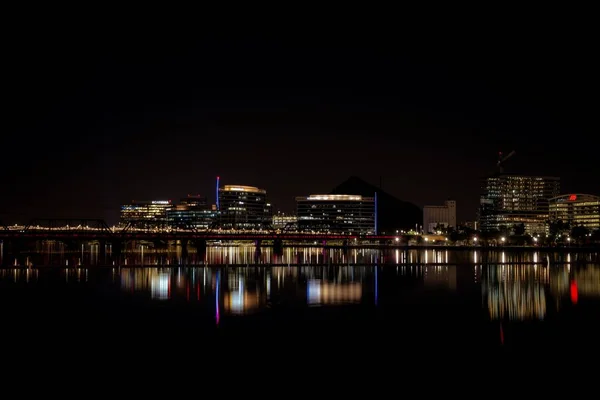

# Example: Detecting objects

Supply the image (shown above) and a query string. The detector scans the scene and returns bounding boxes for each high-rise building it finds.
[478,174,560,235]
[218,185,271,230]
[272,212,298,230]
[120,200,173,227]
[166,195,217,230]
[423,200,456,233]
[296,194,375,234]
[549,194,600,231]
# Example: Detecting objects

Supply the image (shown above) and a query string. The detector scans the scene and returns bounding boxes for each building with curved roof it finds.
[218,185,271,230]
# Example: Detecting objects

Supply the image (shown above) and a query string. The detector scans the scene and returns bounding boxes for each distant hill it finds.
[331,176,422,233]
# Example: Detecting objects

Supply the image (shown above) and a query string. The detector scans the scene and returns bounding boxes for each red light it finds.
[570,280,578,304]
[217,176,220,179]
[569,194,577,201]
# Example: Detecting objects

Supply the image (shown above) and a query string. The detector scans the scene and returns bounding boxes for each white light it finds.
[306,194,363,201]
[223,185,264,193]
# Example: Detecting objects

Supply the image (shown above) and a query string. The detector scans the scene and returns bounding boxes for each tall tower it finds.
[216,176,220,211]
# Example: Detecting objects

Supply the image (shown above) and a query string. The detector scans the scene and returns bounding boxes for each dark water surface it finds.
[1,248,599,377]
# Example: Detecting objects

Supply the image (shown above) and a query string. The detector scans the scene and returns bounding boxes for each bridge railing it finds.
[2,218,397,238]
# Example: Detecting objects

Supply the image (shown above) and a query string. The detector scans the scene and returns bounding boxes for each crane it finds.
[497,150,515,173]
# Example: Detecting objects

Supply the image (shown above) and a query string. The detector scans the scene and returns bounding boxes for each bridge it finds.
[0,218,402,242]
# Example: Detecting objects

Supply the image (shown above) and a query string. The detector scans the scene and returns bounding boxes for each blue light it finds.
[216,176,220,211]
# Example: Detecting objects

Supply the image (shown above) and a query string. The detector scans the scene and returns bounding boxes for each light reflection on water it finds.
[3,243,598,267]
[1,249,599,324]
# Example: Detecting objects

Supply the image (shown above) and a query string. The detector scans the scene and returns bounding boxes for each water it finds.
[1,247,599,377]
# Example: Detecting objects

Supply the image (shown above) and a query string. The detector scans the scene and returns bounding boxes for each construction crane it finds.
[497,150,516,173]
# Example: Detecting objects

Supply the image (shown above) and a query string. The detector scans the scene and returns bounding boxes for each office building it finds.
[549,194,600,231]
[166,195,218,230]
[120,200,173,227]
[272,212,298,230]
[219,185,272,230]
[478,174,560,235]
[296,194,375,234]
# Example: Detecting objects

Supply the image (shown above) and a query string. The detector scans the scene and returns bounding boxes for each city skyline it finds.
[2,19,600,366]
[3,33,598,225]
[1,168,596,227]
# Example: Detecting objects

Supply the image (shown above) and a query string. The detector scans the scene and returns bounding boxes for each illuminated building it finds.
[296,194,375,234]
[272,212,297,230]
[549,194,600,230]
[218,185,272,230]
[120,200,173,226]
[166,195,218,230]
[423,200,456,233]
[478,174,560,235]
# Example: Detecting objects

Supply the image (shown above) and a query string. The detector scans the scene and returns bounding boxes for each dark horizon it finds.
[3,29,598,226]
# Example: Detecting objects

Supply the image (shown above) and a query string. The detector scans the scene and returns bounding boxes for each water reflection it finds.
[573,267,600,298]
[150,272,170,300]
[224,271,263,314]
[1,249,599,325]
[107,265,372,316]
[3,243,599,268]
[113,261,599,321]
[482,263,600,321]
[483,264,547,320]
[307,280,362,305]
[423,266,457,290]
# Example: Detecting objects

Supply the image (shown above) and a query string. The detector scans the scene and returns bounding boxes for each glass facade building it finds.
[272,212,298,231]
[549,194,600,231]
[120,200,173,227]
[218,185,272,230]
[478,174,560,235]
[296,194,375,234]
[166,195,218,230]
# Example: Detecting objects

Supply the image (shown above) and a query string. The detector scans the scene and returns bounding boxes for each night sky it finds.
[3,27,598,226]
